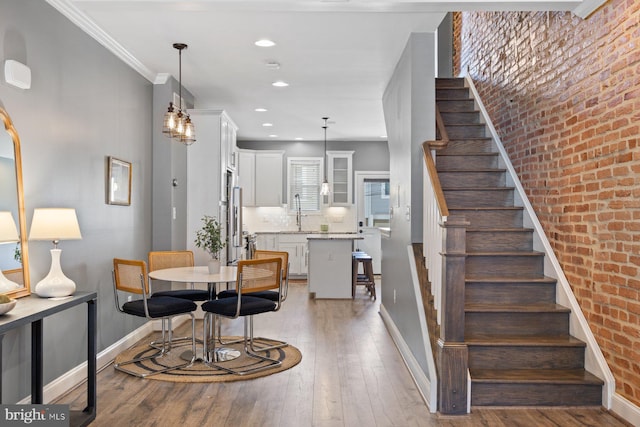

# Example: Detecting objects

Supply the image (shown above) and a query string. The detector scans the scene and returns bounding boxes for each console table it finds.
[0,291,97,426]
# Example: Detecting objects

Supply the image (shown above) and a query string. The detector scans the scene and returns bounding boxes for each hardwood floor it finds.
[56,281,629,426]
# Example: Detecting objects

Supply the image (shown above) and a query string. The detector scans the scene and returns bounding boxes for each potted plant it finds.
[194,215,226,273]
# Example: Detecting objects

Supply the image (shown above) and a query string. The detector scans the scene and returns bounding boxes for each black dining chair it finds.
[148,250,209,348]
[202,257,283,375]
[217,249,290,352]
[112,258,197,377]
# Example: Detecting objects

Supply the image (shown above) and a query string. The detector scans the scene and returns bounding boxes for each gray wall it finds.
[437,13,454,78]
[237,139,389,204]
[151,79,193,252]
[382,33,436,376]
[0,0,153,402]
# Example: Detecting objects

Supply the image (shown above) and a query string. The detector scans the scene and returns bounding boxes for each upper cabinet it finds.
[327,151,354,206]
[238,150,284,207]
[238,150,256,206]
[220,113,238,173]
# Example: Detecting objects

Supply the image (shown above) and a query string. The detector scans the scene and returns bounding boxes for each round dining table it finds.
[148,265,240,362]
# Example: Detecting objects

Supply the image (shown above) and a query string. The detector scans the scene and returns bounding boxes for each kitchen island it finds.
[307,233,363,299]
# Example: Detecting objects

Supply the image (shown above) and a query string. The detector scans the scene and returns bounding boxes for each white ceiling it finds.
[49,0,597,142]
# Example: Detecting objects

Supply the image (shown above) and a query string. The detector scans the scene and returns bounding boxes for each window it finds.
[288,157,322,212]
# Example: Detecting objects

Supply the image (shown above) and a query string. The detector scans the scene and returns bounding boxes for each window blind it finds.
[288,159,321,211]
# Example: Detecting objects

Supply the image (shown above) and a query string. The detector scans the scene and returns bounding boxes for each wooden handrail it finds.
[422,141,449,217]
[429,105,450,150]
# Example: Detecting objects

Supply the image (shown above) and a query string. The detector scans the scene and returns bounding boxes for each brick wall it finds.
[454,4,640,406]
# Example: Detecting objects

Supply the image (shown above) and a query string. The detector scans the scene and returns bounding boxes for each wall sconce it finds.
[0,211,21,292]
[29,208,82,298]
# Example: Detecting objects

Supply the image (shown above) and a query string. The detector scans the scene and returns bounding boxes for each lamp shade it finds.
[0,211,19,243]
[29,208,82,242]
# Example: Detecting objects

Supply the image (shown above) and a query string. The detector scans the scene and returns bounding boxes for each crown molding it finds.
[45,0,157,83]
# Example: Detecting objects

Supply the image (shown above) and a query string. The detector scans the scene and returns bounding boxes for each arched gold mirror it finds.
[0,106,30,297]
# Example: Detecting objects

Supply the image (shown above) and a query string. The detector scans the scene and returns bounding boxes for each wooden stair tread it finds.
[466,276,556,283]
[466,335,585,346]
[470,369,604,385]
[465,303,571,313]
[466,251,543,256]
[437,168,506,172]
[437,151,498,156]
[467,227,534,232]
[443,186,514,191]
[450,206,523,211]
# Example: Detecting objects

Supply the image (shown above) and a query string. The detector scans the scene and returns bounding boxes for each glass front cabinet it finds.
[327,151,353,206]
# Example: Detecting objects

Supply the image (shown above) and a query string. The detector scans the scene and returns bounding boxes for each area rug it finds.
[113,337,302,382]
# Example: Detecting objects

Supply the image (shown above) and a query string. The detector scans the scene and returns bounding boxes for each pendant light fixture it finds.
[162,43,196,145]
[320,117,331,196]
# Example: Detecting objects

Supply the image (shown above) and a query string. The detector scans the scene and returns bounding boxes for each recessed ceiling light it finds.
[269,134,278,138]
[380,135,387,138]
[295,137,304,141]
[262,123,273,127]
[255,39,276,47]
[272,80,289,87]
[265,61,281,70]
[255,108,267,112]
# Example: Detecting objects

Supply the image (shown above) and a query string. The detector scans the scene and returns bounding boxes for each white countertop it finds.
[306,233,363,240]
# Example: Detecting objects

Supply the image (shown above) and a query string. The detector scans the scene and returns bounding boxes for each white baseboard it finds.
[379,304,436,412]
[611,393,640,426]
[19,321,155,404]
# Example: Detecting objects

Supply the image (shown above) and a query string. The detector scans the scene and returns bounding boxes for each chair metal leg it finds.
[248,316,288,353]
[115,313,196,378]
[204,315,282,376]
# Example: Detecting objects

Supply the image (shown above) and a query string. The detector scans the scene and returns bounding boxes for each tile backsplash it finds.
[242,206,356,233]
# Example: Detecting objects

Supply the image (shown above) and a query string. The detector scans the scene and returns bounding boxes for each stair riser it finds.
[449,209,523,228]
[437,99,476,112]
[446,125,487,139]
[468,346,585,370]
[466,282,556,305]
[466,254,544,277]
[470,383,602,406]
[439,171,506,188]
[440,111,481,124]
[436,78,466,88]
[436,88,470,99]
[437,155,499,170]
[467,230,533,252]
[439,139,494,154]
[444,189,514,208]
[466,312,569,337]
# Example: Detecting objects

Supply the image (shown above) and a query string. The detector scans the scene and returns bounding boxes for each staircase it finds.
[434,78,603,407]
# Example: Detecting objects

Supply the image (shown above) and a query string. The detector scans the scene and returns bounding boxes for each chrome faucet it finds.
[295,193,302,231]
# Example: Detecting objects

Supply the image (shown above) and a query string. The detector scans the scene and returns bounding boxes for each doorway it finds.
[354,171,390,275]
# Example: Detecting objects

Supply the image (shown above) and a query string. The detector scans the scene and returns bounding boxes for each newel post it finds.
[437,214,469,414]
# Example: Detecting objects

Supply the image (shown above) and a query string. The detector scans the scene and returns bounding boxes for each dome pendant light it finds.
[320,117,330,196]
[162,43,196,145]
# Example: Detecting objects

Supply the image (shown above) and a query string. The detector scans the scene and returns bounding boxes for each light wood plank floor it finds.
[57,281,630,426]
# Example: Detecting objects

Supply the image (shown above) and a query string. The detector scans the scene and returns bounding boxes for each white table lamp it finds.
[0,211,21,292]
[28,208,82,298]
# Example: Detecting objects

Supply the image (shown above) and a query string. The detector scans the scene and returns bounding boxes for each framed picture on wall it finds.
[106,156,132,206]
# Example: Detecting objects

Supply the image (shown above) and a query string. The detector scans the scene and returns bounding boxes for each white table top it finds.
[148,266,237,283]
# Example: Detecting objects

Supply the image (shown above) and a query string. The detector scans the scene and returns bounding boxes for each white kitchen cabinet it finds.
[238,150,256,206]
[327,151,354,205]
[278,234,308,276]
[220,114,238,173]
[255,151,284,206]
[237,150,283,207]
[256,233,278,251]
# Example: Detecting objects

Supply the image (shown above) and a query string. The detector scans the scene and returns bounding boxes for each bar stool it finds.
[352,252,376,300]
